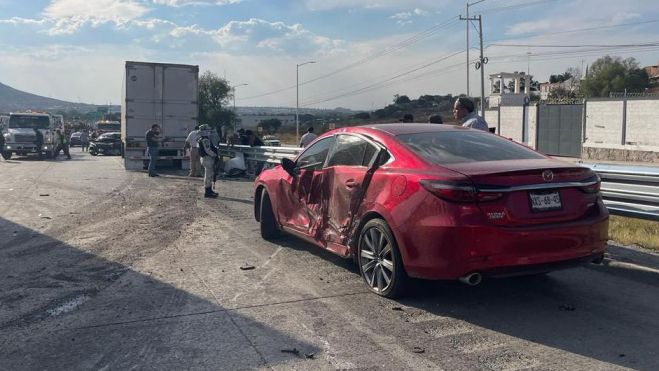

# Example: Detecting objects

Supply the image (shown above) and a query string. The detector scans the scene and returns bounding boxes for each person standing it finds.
[33,128,44,159]
[197,124,218,198]
[453,97,489,131]
[145,124,161,177]
[299,126,317,147]
[184,125,201,177]
[55,129,71,160]
[80,130,89,152]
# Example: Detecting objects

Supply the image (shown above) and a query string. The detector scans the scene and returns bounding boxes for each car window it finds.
[296,136,334,170]
[327,134,379,167]
[398,131,544,165]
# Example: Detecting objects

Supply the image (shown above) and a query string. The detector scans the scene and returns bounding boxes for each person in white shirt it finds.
[299,126,318,147]
[184,126,202,177]
[453,97,489,131]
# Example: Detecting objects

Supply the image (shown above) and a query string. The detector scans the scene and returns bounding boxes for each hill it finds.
[0,82,100,114]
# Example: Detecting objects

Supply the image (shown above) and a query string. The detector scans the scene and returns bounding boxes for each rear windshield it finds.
[398,130,544,164]
[9,115,50,129]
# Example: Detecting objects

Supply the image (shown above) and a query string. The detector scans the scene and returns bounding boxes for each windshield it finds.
[99,133,120,140]
[98,123,120,131]
[9,115,50,129]
[398,131,545,165]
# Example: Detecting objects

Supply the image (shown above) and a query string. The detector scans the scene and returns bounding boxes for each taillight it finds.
[419,180,503,203]
[579,175,601,194]
[580,181,601,194]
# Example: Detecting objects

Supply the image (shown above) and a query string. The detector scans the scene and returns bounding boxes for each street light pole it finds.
[296,61,315,144]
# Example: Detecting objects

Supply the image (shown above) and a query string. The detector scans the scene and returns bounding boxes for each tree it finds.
[393,95,411,105]
[354,112,370,120]
[580,56,650,97]
[258,118,282,134]
[506,77,539,93]
[198,71,235,132]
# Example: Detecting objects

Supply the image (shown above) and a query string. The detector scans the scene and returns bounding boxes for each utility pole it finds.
[464,0,486,97]
[460,13,487,117]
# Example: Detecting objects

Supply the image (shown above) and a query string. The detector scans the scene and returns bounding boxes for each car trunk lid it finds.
[443,159,600,226]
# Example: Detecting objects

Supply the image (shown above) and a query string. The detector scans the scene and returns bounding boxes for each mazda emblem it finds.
[542,170,554,182]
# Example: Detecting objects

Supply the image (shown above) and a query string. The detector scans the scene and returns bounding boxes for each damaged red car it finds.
[253,124,608,298]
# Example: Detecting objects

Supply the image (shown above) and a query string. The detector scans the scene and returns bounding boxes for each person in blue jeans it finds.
[145,124,162,177]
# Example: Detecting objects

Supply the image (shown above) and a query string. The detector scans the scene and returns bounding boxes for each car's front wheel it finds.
[358,219,407,298]
[260,190,279,240]
[2,151,12,160]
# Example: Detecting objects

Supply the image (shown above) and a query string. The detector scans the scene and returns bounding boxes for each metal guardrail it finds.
[217,144,301,166]
[217,144,659,221]
[581,163,659,221]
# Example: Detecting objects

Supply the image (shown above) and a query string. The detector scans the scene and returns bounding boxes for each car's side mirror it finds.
[281,158,297,177]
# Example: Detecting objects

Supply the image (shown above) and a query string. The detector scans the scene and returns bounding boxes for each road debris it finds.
[39,194,50,197]
[412,346,425,354]
[38,214,52,219]
[559,305,576,312]
[280,348,300,356]
[240,264,255,271]
[391,306,404,311]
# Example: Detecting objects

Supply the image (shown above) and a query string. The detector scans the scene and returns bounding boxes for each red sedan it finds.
[254,124,608,297]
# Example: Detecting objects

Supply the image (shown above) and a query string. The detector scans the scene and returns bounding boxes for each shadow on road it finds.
[395,253,659,369]
[0,217,319,369]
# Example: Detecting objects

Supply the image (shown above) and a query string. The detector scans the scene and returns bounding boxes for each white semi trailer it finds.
[121,61,199,170]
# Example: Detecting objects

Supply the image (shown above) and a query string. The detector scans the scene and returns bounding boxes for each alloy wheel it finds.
[359,226,395,293]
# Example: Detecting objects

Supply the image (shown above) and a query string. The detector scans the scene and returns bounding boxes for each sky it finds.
[0,0,658,110]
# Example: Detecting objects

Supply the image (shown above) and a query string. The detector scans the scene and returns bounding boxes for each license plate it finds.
[529,191,562,212]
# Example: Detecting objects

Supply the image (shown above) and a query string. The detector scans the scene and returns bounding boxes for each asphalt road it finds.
[1,148,659,370]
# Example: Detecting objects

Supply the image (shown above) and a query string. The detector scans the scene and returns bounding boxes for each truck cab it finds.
[2,112,58,160]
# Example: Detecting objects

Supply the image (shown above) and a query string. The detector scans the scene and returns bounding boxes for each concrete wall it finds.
[484,110,498,129]
[484,106,536,148]
[584,101,624,147]
[499,106,524,143]
[583,98,659,162]
[527,105,537,149]
[625,100,659,147]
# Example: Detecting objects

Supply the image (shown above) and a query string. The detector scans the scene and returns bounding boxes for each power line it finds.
[300,50,465,107]
[239,17,461,101]
[490,42,659,48]
[476,0,559,14]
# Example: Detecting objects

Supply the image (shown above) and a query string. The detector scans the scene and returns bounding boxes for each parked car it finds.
[253,124,608,298]
[69,131,82,146]
[89,132,121,156]
[262,135,281,147]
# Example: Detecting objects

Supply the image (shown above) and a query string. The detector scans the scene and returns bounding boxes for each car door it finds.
[279,136,335,239]
[322,134,381,245]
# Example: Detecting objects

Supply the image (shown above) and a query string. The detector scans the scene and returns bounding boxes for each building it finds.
[488,72,533,108]
[538,80,576,100]
[644,64,659,93]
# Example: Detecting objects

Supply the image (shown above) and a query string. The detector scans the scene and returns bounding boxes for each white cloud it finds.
[0,17,47,26]
[43,0,149,34]
[151,0,242,6]
[390,8,428,26]
[303,0,447,11]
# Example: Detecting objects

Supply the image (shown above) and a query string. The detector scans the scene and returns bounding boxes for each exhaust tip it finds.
[459,272,482,286]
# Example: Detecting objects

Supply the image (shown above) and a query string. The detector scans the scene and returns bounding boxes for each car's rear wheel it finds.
[260,191,279,240]
[358,219,406,298]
